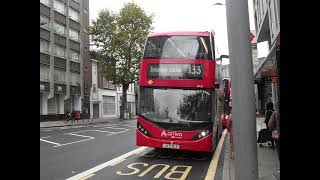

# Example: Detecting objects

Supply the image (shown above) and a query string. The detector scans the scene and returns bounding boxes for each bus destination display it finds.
[148,64,203,80]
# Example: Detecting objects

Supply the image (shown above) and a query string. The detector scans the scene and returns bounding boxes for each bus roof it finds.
[148,31,214,37]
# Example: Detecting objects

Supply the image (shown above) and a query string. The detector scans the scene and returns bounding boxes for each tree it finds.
[89,3,154,119]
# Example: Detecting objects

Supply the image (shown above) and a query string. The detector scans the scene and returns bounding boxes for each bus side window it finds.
[211,36,215,60]
[211,91,216,125]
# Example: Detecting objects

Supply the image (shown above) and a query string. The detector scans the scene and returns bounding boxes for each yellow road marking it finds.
[66,147,147,180]
[204,129,228,180]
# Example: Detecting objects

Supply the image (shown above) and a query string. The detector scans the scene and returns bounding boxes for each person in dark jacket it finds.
[265,102,275,149]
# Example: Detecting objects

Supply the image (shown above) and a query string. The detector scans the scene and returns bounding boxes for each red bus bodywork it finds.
[137,117,213,152]
[137,31,219,152]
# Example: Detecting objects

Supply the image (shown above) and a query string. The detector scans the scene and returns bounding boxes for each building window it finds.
[269,0,277,38]
[69,8,79,22]
[54,22,65,35]
[103,96,116,115]
[271,0,278,35]
[40,65,49,82]
[54,45,65,58]
[69,29,79,41]
[274,0,279,31]
[47,96,57,114]
[54,0,66,15]
[70,50,80,62]
[40,39,50,54]
[54,69,66,84]
[40,93,42,114]
[71,72,80,86]
[102,78,115,89]
[40,15,50,30]
[40,0,49,6]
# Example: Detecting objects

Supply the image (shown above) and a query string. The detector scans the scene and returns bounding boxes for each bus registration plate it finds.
[162,143,180,149]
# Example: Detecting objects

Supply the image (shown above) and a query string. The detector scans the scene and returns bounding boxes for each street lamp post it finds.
[225,0,258,179]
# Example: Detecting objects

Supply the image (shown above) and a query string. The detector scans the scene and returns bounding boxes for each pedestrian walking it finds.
[268,101,280,161]
[226,100,234,160]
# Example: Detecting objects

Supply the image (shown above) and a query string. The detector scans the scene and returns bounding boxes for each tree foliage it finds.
[88,3,154,118]
[89,2,154,85]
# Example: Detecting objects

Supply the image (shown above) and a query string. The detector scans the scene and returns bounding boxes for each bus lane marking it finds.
[68,129,116,135]
[53,133,95,147]
[40,138,62,146]
[110,158,126,166]
[99,126,129,134]
[79,173,95,180]
[114,124,137,128]
[66,147,147,180]
[116,162,192,180]
[204,129,228,180]
[141,149,209,161]
[100,126,128,130]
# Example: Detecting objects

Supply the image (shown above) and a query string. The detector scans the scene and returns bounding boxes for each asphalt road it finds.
[40,119,216,180]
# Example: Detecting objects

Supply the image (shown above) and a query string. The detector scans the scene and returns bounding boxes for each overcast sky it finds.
[89,0,268,58]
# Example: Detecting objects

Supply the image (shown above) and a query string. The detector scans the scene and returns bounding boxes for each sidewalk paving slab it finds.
[221,117,280,180]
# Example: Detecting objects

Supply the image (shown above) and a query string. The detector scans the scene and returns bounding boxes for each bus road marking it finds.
[100,126,128,130]
[110,158,126,166]
[79,173,95,180]
[204,129,228,180]
[40,138,61,146]
[53,133,95,147]
[40,136,51,139]
[114,124,136,128]
[116,163,192,179]
[42,129,53,132]
[66,147,147,180]
[67,129,116,134]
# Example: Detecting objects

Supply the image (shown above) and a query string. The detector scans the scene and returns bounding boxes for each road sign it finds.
[249,32,255,42]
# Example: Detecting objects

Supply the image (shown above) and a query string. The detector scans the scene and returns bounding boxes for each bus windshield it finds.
[139,87,212,124]
[143,36,213,60]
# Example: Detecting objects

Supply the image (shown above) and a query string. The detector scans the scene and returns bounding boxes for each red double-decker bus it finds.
[136,31,224,152]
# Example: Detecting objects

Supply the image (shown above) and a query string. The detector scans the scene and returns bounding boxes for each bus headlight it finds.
[193,129,212,140]
[137,122,151,137]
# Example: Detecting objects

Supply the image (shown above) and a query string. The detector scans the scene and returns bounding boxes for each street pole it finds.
[225,0,258,179]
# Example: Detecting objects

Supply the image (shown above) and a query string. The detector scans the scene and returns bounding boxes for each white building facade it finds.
[253,0,280,113]
[117,84,136,119]
[90,59,136,119]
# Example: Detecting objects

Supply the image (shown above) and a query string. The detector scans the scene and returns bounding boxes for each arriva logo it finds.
[161,130,182,138]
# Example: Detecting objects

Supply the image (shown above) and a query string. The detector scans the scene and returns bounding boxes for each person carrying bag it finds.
[268,104,280,161]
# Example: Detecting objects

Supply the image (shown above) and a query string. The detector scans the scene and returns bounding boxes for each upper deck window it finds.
[143,36,213,60]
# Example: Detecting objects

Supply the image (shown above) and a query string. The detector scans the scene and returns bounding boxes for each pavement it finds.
[40,117,130,128]
[221,116,280,180]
